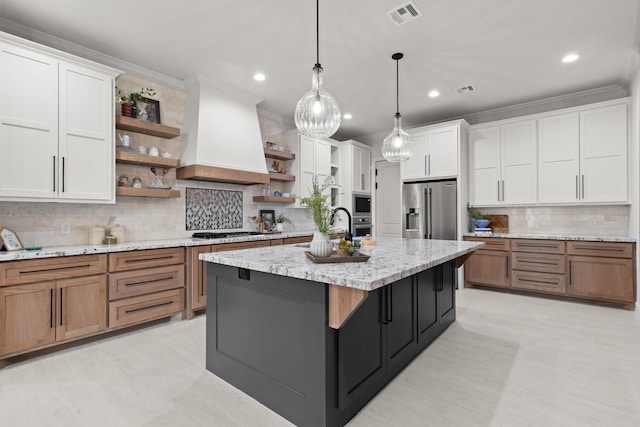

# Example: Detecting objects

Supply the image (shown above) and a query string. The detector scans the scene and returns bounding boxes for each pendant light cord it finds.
[315,0,320,67]
[395,57,400,115]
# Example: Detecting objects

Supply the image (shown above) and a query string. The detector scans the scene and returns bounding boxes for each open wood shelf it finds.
[116,115,181,139]
[264,148,295,161]
[252,196,296,203]
[116,187,180,198]
[116,150,180,168]
[269,172,295,182]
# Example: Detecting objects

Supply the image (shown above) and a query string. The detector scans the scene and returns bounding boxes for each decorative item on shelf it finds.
[149,167,170,189]
[132,176,143,189]
[294,0,341,139]
[0,226,24,251]
[117,87,158,121]
[117,133,131,149]
[300,174,335,257]
[118,175,130,187]
[259,209,276,231]
[273,191,282,197]
[138,146,148,154]
[382,52,413,162]
[467,203,490,230]
[88,225,106,245]
[275,212,293,232]
[149,146,159,157]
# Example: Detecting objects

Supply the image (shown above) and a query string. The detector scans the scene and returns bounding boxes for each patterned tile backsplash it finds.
[186,188,243,230]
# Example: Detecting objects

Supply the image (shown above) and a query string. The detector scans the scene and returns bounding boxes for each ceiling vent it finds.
[387,1,423,26]
[456,84,476,94]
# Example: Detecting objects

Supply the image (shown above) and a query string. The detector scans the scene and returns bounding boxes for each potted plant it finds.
[467,203,490,229]
[275,212,293,232]
[300,175,334,257]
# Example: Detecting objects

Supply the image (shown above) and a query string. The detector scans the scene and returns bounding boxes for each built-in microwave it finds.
[353,193,371,216]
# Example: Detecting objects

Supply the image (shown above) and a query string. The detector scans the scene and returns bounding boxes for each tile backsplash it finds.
[185,188,243,230]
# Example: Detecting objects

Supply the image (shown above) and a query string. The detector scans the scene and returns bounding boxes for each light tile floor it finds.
[1,289,639,426]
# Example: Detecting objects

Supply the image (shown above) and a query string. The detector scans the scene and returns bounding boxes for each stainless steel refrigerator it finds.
[402,180,457,240]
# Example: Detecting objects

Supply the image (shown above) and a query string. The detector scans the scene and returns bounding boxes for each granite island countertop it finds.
[0,230,321,262]
[462,232,636,242]
[200,237,484,291]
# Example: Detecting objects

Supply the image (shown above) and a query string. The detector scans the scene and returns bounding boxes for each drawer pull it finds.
[124,255,176,264]
[125,276,176,286]
[573,246,625,254]
[517,277,557,285]
[19,264,92,276]
[125,300,174,314]
[50,289,54,328]
[518,243,557,249]
[519,260,559,266]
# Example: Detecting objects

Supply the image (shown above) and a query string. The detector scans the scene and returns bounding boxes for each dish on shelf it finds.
[147,184,171,190]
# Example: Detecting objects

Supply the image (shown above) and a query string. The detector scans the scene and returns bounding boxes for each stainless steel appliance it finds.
[353,216,372,237]
[402,180,457,240]
[353,193,371,216]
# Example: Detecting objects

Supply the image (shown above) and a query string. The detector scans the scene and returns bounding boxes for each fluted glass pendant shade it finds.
[382,52,413,162]
[295,64,341,139]
[382,113,412,162]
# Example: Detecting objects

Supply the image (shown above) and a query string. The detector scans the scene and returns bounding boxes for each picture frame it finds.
[135,97,161,124]
[259,209,275,231]
[0,227,24,251]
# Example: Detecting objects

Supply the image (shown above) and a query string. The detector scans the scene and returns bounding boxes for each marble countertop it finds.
[200,237,484,291]
[462,232,636,243]
[0,230,319,262]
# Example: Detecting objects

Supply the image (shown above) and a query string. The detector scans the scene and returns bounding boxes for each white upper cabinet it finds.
[538,101,628,204]
[284,132,334,203]
[469,120,537,206]
[352,145,371,193]
[0,33,119,203]
[401,122,465,181]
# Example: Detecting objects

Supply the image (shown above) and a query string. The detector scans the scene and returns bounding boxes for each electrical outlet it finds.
[61,223,71,234]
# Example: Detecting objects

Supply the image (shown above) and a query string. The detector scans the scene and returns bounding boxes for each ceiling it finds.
[1,0,639,141]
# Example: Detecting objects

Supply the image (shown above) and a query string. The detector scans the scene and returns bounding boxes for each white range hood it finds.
[177,74,269,185]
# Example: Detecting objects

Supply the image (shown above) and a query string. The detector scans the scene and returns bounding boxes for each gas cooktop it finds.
[192,231,262,239]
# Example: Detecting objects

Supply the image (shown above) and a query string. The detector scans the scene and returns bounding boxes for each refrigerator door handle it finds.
[427,187,433,239]
[423,187,429,239]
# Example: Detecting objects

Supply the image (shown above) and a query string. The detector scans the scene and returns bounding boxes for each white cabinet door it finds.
[352,146,371,193]
[59,62,114,202]
[469,126,500,205]
[500,120,537,204]
[400,131,427,180]
[316,139,332,197]
[0,42,59,199]
[427,125,458,178]
[538,113,580,203]
[579,104,628,203]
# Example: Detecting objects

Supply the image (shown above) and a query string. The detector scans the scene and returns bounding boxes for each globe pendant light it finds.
[294,0,341,139]
[382,52,413,162]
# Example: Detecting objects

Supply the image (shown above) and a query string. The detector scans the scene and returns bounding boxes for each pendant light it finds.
[382,52,413,162]
[294,0,341,139]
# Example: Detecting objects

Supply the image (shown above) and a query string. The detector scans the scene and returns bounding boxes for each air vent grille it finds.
[387,1,423,26]
[456,85,476,94]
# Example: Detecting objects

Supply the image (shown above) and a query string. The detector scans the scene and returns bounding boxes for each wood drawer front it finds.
[270,239,284,246]
[464,237,510,251]
[211,240,270,252]
[109,289,184,329]
[512,271,566,295]
[566,241,633,259]
[512,239,565,254]
[0,255,107,286]
[109,265,184,301]
[511,252,565,274]
[283,236,313,245]
[109,248,184,272]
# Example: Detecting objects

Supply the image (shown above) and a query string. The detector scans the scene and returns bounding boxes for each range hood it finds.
[177,74,270,185]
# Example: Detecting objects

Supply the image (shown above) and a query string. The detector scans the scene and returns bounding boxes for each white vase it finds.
[310,231,332,257]
[276,223,284,232]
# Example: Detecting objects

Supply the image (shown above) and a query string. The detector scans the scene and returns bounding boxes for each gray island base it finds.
[201,238,483,427]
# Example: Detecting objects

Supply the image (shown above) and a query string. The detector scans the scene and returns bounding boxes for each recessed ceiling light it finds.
[253,73,266,81]
[343,113,352,119]
[562,53,580,63]
[428,90,440,98]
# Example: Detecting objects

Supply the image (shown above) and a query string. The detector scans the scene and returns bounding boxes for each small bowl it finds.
[282,192,291,197]
[472,219,490,228]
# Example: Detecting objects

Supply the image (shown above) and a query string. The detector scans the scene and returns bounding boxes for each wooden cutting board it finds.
[485,215,509,233]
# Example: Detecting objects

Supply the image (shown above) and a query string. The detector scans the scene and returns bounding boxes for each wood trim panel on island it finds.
[328,285,368,329]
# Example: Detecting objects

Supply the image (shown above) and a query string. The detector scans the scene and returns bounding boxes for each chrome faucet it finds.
[330,207,353,241]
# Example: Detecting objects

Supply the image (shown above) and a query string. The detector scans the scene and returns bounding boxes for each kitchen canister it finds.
[88,226,106,245]
[110,225,125,244]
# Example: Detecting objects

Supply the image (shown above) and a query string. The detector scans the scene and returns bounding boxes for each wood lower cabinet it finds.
[108,248,185,329]
[464,236,636,309]
[464,237,510,288]
[0,254,108,357]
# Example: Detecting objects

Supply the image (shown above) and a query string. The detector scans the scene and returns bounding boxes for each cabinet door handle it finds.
[62,157,65,193]
[59,288,63,326]
[387,287,393,323]
[50,289,54,328]
[361,174,365,190]
[497,181,501,202]
[502,180,505,201]
[428,154,431,175]
[424,155,428,176]
[506,255,510,279]
[380,289,388,325]
[581,175,585,199]
[52,156,56,192]
[575,175,579,199]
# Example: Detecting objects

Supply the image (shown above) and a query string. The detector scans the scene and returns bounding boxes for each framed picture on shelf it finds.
[135,97,161,123]
[259,209,275,231]
[0,227,24,251]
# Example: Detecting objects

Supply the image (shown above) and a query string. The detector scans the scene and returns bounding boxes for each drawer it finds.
[512,271,566,295]
[512,239,565,254]
[270,239,284,246]
[511,252,565,274]
[211,240,270,252]
[566,241,634,259]
[0,254,107,286]
[464,237,510,251]
[109,248,184,272]
[109,289,184,329]
[283,236,313,245]
[109,265,184,300]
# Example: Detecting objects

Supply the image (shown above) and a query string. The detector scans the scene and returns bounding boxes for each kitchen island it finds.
[200,237,483,427]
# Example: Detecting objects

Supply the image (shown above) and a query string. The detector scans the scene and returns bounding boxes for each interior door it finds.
[375,160,401,236]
